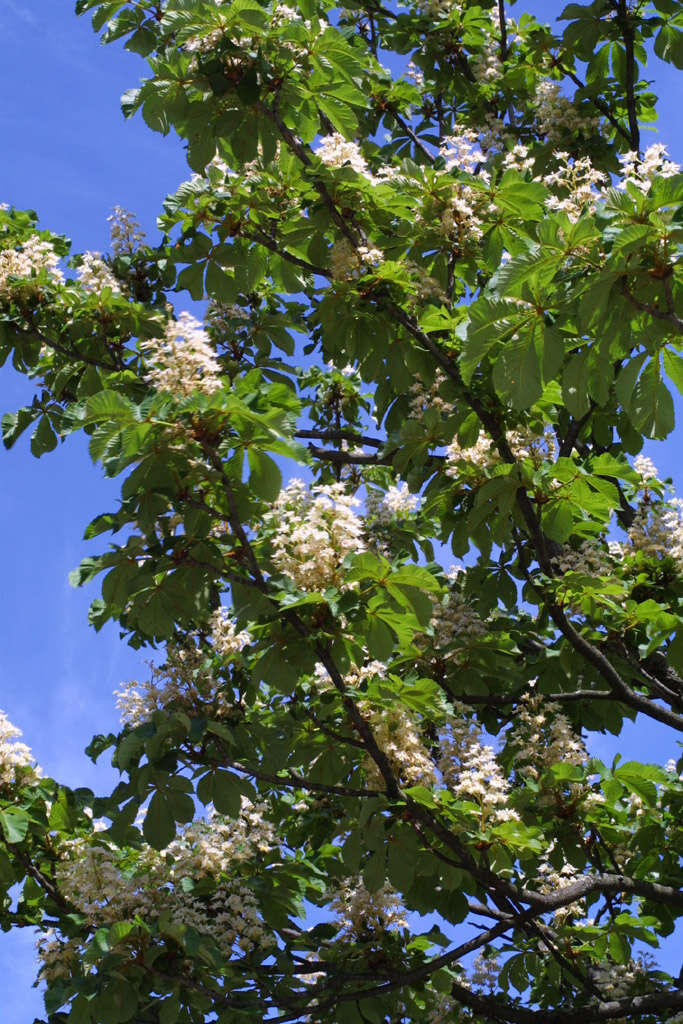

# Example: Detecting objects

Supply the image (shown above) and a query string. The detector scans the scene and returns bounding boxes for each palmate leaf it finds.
[460,298,537,384]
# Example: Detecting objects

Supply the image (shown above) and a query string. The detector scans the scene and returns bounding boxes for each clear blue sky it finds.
[0,0,681,1018]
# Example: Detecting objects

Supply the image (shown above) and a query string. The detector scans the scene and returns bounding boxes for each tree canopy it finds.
[1,0,683,1021]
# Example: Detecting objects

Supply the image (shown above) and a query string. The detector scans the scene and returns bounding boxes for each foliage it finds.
[2,0,683,1021]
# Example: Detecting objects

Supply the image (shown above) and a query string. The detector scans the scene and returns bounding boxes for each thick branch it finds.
[620,277,683,333]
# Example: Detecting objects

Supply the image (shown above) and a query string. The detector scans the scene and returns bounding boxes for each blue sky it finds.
[0,0,681,1019]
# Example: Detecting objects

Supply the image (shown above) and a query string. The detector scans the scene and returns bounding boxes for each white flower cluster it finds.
[142,311,223,398]
[408,370,450,419]
[329,877,407,938]
[366,482,420,525]
[209,606,251,659]
[509,694,587,784]
[440,187,484,246]
[470,950,502,991]
[439,712,518,825]
[627,495,683,563]
[427,582,487,665]
[116,642,236,727]
[40,801,276,981]
[312,660,434,788]
[268,479,366,591]
[618,144,681,194]
[471,7,517,84]
[533,81,600,144]
[0,709,41,789]
[445,427,557,478]
[76,251,121,295]
[315,133,371,178]
[329,238,384,280]
[535,844,582,922]
[364,704,436,789]
[552,540,614,578]
[590,954,656,1007]
[605,456,683,564]
[165,799,276,869]
[440,127,486,174]
[107,205,145,255]
[542,152,608,222]
[0,235,63,297]
[36,933,83,984]
[502,143,535,174]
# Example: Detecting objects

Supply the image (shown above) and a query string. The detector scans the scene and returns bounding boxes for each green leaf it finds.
[68,996,92,1024]
[0,808,29,844]
[206,261,238,303]
[663,348,683,396]
[492,334,542,410]
[542,502,573,542]
[212,771,242,816]
[176,261,206,301]
[247,448,282,502]
[317,96,358,137]
[30,415,58,457]
[654,24,683,69]
[366,616,395,659]
[630,359,675,438]
[159,994,181,1024]
[143,792,176,850]
[362,850,385,892]
[615,353,647,413]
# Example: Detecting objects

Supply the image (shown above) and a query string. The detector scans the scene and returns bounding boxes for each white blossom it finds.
[509,694,587,784]
[329,877,407,938]
[267,479,366,591]
[107,205,145,255]
[440,127,486,175]
[366,482,420,524]
[439,712,518,825]
[446,427,557,478]
[44,800,277,981]
[427,580,487,665]
[551,540,614,578]
[0,709,41,789]
[142,311,223,397]
[209,606,251,659]
[0,235,63,297]
[408,370,450,419]
[315,133,371,177]
[618,143,681,193]
[363,704,436,788]
[502,144,535,174]
[115,643,235,727]
[633,454,659,482]
[542,152,607,222]
[329,239,384,279]
[77,251,121,294]
[533,81,600,144]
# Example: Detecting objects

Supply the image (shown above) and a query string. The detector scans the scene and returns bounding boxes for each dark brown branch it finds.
[616,0,640,151]
[620,277,683,333]
[9,847,71,911]
[549,605,683,733]
[295,429,384,448]
[553,60,633,146]
[448,690,613,706]
[225,760,380,799]
[388,106,435,162]
[243,225,327,277]
[307,444,393,466]
[29,320,125,374]
[498,0,508,62]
